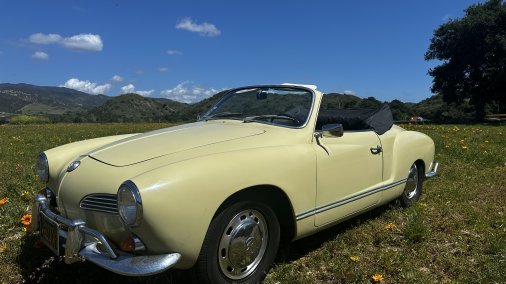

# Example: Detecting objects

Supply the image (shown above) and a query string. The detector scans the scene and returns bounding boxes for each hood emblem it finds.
[67,161,81,172]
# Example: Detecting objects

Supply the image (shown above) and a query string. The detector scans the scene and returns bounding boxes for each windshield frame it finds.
[199,85,316,129]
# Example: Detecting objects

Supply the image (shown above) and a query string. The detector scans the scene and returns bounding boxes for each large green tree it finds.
[425,0,506,119]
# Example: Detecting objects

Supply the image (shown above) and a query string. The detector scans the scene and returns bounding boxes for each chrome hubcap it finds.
[405,164,419,199]
[218,209,268,280]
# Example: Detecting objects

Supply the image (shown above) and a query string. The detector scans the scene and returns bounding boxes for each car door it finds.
[314,130,383,226]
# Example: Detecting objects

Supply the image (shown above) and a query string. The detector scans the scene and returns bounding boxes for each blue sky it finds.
[0,0,482,103]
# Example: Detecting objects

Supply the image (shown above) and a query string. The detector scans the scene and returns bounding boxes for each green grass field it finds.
[0,123,504,283]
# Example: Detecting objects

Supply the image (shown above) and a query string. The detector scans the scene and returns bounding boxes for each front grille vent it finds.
[80,194,118,214]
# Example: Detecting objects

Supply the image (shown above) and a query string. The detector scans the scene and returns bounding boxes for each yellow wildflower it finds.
[0,243,7,253]
[385,223,396,230]
[371,274,384,282]
[462,146,468,150]
[350,256,360,262]
[0,197,8,206]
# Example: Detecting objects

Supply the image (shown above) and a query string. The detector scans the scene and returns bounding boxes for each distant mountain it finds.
[86,93,189,122]
[0,83,110,115]
[85,90,230,122]
[0,83,450,123]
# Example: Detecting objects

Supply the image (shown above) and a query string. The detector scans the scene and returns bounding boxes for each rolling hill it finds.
[0,83,451,123]
[0,83,110,115]
[86,93,189,122]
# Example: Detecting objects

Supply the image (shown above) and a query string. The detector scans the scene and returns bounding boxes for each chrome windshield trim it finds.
[295,178,408,221]
[199,85,316,130]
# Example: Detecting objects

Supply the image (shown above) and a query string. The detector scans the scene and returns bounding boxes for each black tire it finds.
[400,163,424,207]
[197,201,280,284]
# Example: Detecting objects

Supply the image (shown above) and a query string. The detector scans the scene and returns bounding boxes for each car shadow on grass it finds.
[17,203,396,284]
[17,233,191,284]
[279,202,396,263]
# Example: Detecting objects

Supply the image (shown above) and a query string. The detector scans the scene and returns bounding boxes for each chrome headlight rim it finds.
[117,180,143,227]
[36,152,49,183]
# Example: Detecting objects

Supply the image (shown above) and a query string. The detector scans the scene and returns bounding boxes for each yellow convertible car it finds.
[32,84,438,283]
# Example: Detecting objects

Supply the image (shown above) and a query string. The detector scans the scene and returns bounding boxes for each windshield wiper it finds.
[243,114,300,124]
[203,112,243,121]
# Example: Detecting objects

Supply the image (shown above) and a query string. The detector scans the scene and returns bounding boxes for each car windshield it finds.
[200,86,313,128]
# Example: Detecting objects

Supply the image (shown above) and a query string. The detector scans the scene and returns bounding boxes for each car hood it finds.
[87,122,265,166]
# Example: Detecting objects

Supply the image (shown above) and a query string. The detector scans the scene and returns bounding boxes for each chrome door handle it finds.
[370,145,382,154]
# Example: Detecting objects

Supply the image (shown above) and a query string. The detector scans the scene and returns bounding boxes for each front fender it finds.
[129,144,316,268]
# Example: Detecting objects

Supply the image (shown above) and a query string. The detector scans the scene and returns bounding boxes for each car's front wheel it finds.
[197,201,280,284]
[400,163,423,207]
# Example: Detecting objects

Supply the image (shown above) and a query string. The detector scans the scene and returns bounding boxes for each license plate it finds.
[40,212,60,255]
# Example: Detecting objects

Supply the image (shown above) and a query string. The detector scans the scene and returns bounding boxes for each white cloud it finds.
[343,90,356,95]
[111,75,124,82]
[442,14,451,21]
[62,34,103,51]
[29,33,62,44]
[62,78,111,95]
[136,90,155,96]
[32,51,49,60]
[28,33,103,51]
[120,84,154,96]
[176,18,221,37]
[121,84,135,93]
[167,49,182,55]
[158,67,169,72]
[160,81,221,103]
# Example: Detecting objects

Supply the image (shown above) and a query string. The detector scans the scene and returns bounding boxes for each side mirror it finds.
[322,123,343,137]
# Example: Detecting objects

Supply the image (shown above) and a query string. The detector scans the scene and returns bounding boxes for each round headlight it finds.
[36,152,49,183]
[117,181,143,227]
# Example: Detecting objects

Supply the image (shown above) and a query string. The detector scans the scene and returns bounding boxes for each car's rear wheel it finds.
[197,201,280,284]
[400,163,423,207]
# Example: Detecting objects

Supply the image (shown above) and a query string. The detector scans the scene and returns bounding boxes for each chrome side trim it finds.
[425,160,439,178]
[295,178,408,221]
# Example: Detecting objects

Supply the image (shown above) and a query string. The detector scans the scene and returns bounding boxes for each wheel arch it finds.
[213,185,297,242]
[414,159,425,175]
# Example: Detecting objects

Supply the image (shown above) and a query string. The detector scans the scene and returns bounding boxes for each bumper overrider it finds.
[31,194,181,276]
[425,160,439,178]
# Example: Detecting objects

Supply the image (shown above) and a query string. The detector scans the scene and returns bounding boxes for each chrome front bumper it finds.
[425,160,439,178]
[32,194,181,276]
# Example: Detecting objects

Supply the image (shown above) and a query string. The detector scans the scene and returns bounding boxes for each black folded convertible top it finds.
[316,104,393,135]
